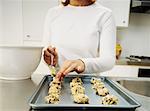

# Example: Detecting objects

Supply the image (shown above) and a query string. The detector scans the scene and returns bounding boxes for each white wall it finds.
[117,13,150,57]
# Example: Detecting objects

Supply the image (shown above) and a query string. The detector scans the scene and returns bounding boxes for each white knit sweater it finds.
[43,2,116,74]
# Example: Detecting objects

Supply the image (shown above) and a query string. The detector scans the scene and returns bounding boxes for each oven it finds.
[131,0,150,13]
[126,55,150,77]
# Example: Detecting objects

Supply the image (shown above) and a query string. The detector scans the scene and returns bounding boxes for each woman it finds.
[43,0,116,80]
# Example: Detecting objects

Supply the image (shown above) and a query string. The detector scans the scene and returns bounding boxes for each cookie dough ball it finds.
[50,78,61,86]
[102,95,118,105]
[71,77,82,83]
[90,77,101,84]
[73,94,89,104]
[71,85,85,95]
[96,87,109,96]
[45,94,60,104]
[50,83,61,90]
[92,82,105,90]
[70,82,82,88]
[48,86,61,95]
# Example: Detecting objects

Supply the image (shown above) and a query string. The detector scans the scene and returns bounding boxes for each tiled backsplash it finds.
[117,13,150,57]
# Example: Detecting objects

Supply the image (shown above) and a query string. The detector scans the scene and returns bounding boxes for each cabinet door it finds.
[0,0,23,45]
[0,0,2,38]
[98,0,130,27]
[22,0,59,42]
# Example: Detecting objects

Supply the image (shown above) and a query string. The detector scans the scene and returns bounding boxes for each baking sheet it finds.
[29,75,141,111]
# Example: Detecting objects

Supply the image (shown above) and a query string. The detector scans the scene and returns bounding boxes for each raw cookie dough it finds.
[90,77,101,84]
[45,93,60,104]
[71,85,85,95]
[70,77,89,104]
[96,87,109,96]
[45,78,62,104]
[48,86,61,95]
[73,94,89,104]
[91,77,109,96]
[70,82,82,88]
[102,95,118,105]
[49,78,61,86]
[71,77,83,83]
[92,82,105,90]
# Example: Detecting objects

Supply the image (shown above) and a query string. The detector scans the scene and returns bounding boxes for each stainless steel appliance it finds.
[131,0,150,13]
[126,55,150,66]
[126,55,150,77]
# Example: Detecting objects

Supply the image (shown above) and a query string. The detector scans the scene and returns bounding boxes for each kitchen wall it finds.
[0,0,2,38]
[117,13,150,57]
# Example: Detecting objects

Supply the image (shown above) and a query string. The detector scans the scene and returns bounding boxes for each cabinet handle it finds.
[123,21,126,23]
[26,35,31,38]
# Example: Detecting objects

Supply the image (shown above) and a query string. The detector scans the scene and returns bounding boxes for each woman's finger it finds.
[53,48,58,66]
[59,64,75,80]
[44,50,51,57]
[63,64,76,75]
[47,46,58,66]
[60,73,66,81]
[47,46,56,56]
[53,47,58,56]
[44,52,54,65]
[59,61,71,73]
[53,58,57,66]
[56,71,63,81]
[75,66,83,73]
[44,55,51,65]
[56,61,71,80]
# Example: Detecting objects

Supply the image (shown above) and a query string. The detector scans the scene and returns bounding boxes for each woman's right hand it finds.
[43,46,58,66]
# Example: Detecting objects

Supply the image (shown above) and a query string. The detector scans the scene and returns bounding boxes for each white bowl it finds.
[0,46,43,80]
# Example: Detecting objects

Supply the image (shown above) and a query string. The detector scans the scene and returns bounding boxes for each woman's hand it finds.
[43,46,58,66]
[56,59,85,81]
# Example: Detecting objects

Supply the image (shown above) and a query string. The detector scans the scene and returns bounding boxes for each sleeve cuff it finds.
[80,58,92,74]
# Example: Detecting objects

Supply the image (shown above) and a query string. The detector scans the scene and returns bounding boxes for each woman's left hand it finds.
[56,59,85,81]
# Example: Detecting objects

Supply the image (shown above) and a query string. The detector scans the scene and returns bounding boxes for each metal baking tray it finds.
[29,75,141,111]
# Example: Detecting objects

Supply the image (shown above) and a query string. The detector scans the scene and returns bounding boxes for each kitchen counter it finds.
[0,77,150,111]
[0,79,36,111]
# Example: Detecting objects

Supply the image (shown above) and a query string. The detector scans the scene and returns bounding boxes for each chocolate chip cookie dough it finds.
[45,78,61,104]
[70,77,89,104]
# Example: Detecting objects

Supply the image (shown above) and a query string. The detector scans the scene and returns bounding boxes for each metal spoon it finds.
[49,65,56,77]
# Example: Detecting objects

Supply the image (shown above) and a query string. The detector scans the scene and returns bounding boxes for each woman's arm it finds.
[81,12,116,73]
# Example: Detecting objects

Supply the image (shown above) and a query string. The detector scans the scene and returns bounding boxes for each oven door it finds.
[138,68,150,77]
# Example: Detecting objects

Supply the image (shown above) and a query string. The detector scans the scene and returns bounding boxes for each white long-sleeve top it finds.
[43,2,116,74]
